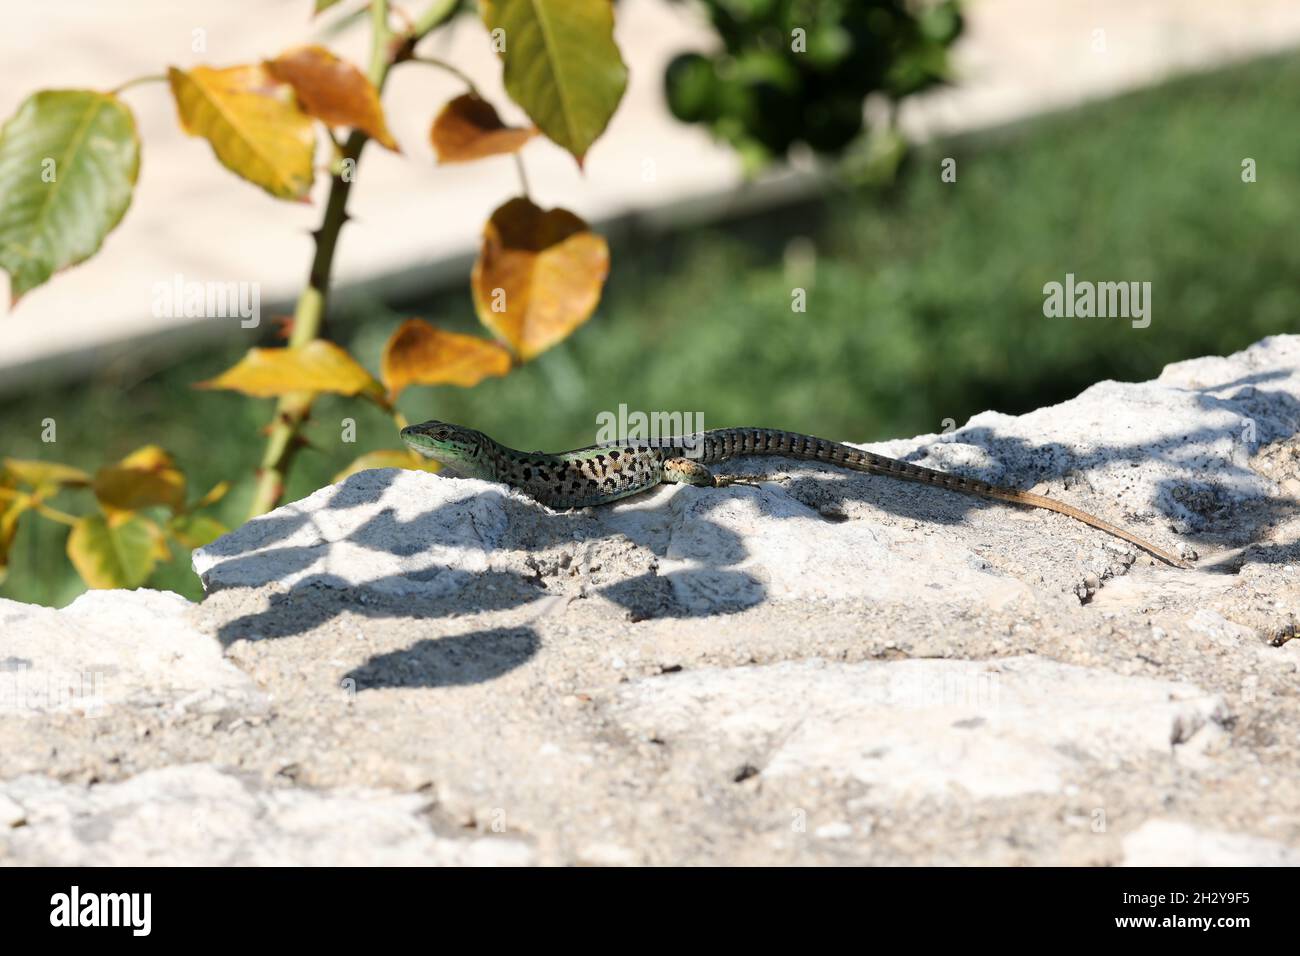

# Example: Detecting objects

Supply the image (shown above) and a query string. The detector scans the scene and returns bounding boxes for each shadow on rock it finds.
[202,354,1300,647]
[343,626,541,690]
[214,568,543,647]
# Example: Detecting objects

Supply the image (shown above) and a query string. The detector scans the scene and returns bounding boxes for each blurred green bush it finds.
[666,0,962,166]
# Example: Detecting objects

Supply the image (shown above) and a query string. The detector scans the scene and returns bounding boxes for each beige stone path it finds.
[1,0,1298,386]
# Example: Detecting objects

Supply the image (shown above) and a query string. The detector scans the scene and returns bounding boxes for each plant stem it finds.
[409,0,460,36]
[366,0,394,86]
[0,489,75,526]
[110,74,167,95]
[513,152,531,199]
[411,55,480,95]
[35,503,78,526]
[247,0,450,516]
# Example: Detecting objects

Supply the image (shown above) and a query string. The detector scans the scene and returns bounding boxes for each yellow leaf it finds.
[430,93,536,163]
[93,445,187,512]
[471,197,609,361]
[2,458,91,490]
[117,446,174,471]
[0,481,30,586]
[168,64,315,200]
[67,513,157,589]
[380,318,512,401]
[333,449,441,484]
[266,45,398,151]
[145,517,173,562]
[195,340,380,398]
[193,480,231,510]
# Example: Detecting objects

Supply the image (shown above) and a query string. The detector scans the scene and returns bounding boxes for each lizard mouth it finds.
[400,426,440,458]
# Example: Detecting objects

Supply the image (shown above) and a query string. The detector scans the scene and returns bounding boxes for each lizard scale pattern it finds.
[400,420,1191,568]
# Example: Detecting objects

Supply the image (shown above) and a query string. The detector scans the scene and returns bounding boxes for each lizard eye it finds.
[435,430,449,440]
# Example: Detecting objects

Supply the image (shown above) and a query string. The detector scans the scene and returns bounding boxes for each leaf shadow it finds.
[198,361,1300,679]
[344,626,541,690]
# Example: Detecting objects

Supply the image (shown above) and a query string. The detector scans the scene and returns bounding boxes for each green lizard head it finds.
[400,420,495,478]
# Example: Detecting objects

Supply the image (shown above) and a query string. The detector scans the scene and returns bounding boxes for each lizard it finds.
[400,420,1192,569]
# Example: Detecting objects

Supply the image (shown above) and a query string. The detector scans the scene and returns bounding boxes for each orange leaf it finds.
[266,45,398,151]
[430,94,536,163]
[471,198,609,361]
[381,318,512,400]
[195,340,380,398]
[93,445,187,513]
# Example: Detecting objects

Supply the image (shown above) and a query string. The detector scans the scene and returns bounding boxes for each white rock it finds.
[192,338,1300,614]
[608,482,1035,612]
[0,764,534,866]
[1121,820,1300,866]
[192,472,512,596]
[1187,609,1255,648]
[0,590,263,717]
[610,656,1227,800]
[3,335,1299,866]
[814,822,854,840]
[0,793,25,828]
[578,842,639,866]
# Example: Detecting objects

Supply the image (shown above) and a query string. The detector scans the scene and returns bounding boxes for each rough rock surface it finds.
[0,590,264,718]
[0,764,531,866]
[3,336,1300,865]
[1121,820,1300,867]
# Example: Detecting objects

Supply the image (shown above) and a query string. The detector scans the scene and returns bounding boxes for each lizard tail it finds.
[973,485,1192,569]
[844,451,1192,569]
[704,429,1189,569]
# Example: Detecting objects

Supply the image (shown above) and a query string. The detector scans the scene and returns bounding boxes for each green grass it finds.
[3,52,1299,606]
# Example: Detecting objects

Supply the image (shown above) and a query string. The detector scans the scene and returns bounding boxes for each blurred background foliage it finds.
[3,51,1299,606]
[666,0,962,165]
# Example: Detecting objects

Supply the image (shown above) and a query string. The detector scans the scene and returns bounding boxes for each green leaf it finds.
[314,0,345,13]
[168,513,228,549]
[67,513,157,589]
[0,90,140,301]
[481,0,627,166]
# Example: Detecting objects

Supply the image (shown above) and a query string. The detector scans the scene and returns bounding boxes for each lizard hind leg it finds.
[662,457,765,490]
[662,457,716,487]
